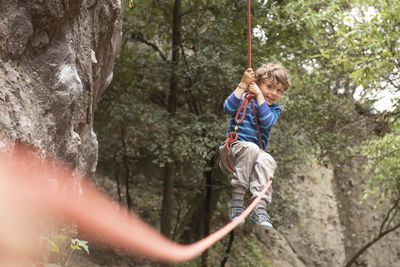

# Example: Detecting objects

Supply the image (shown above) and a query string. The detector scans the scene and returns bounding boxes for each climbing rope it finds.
[224,0,262,173]
[247,0,252,68]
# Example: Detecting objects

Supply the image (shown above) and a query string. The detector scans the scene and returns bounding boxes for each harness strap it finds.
[225,132,238,173]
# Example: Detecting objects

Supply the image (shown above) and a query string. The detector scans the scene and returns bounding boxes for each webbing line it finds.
[0,148,272,263]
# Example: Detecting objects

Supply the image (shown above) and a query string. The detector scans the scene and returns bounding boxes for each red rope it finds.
[247,0,251,68]
[224,1,258,173]
[234,92,262,149]
[225,131,238,172]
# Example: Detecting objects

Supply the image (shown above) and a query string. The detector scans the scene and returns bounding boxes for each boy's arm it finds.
[223,92,241,115]
[233,83,246,99]
[256,104,282,129]
[247,82,281,128]
[223,68,255,115]
[234,68,254,99]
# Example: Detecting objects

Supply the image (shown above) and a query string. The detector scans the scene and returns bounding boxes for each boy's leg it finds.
[218,144,234,175]
[249,151,277,207]
[219,142,260,224]
[249,151,276,230]
[220,141,261,199]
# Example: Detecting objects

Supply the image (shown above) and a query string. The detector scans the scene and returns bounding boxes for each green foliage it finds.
[38,225,89,267]
[303,0,400,108]
[361,122,400,203]
[96,0,249,171]
[226,236,272,267]
[42,236,89,256]
[242,237,272,267]
[70,239,90,254]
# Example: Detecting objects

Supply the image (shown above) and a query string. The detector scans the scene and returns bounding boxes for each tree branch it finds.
[172,191,204,240]
[344,217,400,267]
[131,32,169,62]
[220,231,235,267]
[180,7,216,18]
[386,206,399,232]
[379,197,400,234]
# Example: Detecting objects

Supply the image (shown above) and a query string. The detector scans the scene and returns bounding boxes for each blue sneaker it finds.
[228,199,245,226]
[250,208,273,230]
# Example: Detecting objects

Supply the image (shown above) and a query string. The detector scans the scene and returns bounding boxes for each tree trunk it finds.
[160,0,181,239]
[180,156,223,245]
[161,163,175,237]
[121,126,132,210]
[201,160,213,267]
[167,0,181,115]
[220,231,235,267]
[114,159,122,203]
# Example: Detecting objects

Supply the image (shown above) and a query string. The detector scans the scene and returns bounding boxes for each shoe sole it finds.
[250,217,273,230]
[232,217,245,226]
[259,223,273,230]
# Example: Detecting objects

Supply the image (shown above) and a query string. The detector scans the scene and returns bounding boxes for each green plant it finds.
[38,225,89,267]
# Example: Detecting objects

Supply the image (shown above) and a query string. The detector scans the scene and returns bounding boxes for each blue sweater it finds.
[222,92,281,151]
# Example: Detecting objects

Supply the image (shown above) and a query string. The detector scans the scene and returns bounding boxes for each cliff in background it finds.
[0,0,123,176]
[258,160,400,267]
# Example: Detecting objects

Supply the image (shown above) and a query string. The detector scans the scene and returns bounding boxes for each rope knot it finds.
[245,92,256,101]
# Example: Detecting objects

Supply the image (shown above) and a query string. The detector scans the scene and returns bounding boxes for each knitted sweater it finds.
[222,92,281,151]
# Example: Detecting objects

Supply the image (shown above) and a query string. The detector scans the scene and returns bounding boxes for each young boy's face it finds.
[258,79,284,106]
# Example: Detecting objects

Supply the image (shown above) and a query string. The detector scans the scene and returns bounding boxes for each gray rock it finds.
[0,0,123,177]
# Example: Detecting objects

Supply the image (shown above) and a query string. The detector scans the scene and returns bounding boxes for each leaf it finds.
[71,239,90,254]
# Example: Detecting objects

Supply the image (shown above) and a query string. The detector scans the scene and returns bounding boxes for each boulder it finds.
[0,0,123,177]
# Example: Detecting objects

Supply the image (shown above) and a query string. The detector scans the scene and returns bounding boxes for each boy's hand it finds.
[240,68,255,88]
[248,82,262,97]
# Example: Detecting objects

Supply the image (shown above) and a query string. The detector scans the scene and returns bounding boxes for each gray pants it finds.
[219,141,277,209]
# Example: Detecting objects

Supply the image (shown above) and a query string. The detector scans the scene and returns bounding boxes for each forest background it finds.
[92,0,400,266]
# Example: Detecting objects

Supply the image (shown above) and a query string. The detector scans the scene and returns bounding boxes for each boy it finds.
[219,62,290,230]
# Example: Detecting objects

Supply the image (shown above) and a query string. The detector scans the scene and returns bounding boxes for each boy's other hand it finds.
[248,82,262,97]
[240,68,255,88]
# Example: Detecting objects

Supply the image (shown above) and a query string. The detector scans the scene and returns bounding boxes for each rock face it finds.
[278,164,346,267]
[0,0,123,176]
[257,164,346,267]
[262,161,400,267]
[333,159,400,266]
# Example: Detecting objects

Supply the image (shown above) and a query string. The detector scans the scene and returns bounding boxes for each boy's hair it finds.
[255,62,291,91]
